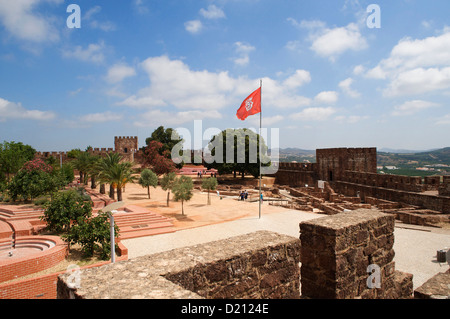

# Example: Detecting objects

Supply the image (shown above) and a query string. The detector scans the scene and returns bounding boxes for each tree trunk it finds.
[166,191,170,206]
[181,200,184,215]
[147,186,150,199]
[207,190,210,205]
[99,184,106,194]
[109,184,115,200]
[91,176,96,189]
[233,170,236,178]
[241,171,245,179]
[117,187,122,202]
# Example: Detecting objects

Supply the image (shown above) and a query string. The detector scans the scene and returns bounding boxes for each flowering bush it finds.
[21,158,53,174]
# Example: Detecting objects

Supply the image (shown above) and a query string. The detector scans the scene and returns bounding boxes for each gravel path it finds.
[122,209,450,290]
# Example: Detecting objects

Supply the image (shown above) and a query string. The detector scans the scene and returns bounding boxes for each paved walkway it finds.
[122,208,450,290]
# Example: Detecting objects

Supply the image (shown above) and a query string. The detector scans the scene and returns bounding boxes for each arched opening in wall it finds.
[328,170,333,182]
[124,148,128,153]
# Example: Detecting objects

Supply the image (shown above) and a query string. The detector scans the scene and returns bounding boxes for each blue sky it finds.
[0,0,449,152]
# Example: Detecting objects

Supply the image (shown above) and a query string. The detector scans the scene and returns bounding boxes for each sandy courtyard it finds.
[105,179,301,230]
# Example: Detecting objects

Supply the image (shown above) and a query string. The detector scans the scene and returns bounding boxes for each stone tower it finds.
[114,136,138,161]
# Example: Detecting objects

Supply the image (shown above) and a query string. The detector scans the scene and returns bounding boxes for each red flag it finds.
[236,87,261,121]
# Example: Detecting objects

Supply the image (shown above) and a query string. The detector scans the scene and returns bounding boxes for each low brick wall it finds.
[0,241,128,299]
[57,231,301,299]
[0,236,67,283]
[300,209,413,299]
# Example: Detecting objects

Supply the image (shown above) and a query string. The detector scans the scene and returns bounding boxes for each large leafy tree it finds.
[142,140,177,175]
[207,128,271,179]
[41,189,93,247]
[145,126,183,155]
[65,212,119,260]
[0,141,36,182]
[144,126,184,169]
[138,169,158,199]
[172,175,194,216]
[7,158,55,202]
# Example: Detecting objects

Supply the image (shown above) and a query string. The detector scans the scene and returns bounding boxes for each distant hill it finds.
[378,148,440,154]
[274,147,450,168]
[377,147,450,167]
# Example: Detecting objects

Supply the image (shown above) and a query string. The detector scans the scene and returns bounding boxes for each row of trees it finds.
[140,126,271,180]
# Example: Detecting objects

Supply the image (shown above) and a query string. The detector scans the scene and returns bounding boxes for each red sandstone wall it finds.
[316,148,377,182]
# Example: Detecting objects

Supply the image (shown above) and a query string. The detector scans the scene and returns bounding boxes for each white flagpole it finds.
[259,79,262,219]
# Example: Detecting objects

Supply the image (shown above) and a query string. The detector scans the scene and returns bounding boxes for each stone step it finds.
[113,215,170,225]
[117,225,176,240]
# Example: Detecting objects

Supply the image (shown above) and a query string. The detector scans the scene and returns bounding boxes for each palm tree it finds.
[96,152,122,200]
[103,162,135,202]
[71,152,91,184]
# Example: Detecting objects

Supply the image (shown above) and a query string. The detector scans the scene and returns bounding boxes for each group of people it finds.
[197,171,217,178]
[239,190,249,201]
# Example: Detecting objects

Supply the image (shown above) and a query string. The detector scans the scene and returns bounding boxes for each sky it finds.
[0,0,449,152]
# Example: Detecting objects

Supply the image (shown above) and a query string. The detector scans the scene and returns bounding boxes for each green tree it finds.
[172,175,194,216]
[96,152,122,199]
[101,161,135,202]
[202,177,218,205]
[70,152,92,184]
[160,172,177,207]
[7,158,54,202]
[207,128,270,179]
[0,141,36,182]
[138,169,158,199]
[41,189,92,249]
[65,212,119,260]
[145,126,183,155]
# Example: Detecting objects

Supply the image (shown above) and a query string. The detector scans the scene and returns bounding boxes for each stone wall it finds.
[274,163,317,187]
[333,181,450,213]
[57,231,301,299]
[300,209,413,299]
[316,148,377,182]
[341,171,423,192]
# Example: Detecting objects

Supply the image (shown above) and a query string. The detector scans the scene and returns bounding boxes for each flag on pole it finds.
[236,87,261,121]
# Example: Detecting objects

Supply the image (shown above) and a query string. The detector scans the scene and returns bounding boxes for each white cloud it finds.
[366,29,450,97]
[0,97,56,121]
[391,100,439,116]
[0,0,62,43]
[200,5,225,19]
[291,107,337,121]
[118,56,312,112]
[298,20,367,61]
[233,42,255,66]
[248,115,284,128]
[62,41,106,64]
[105,63,136,83]
[436,114,450,125]
[134,109,222,127]
[84,6,116,32]
[314,91,339,104]
[185,20,203,34]
[339,78,360,98]
[80,111,123,123]
[283,70,311,89]
[134,0,149,14]
[335,115,369,124]
[353,65,366,76]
